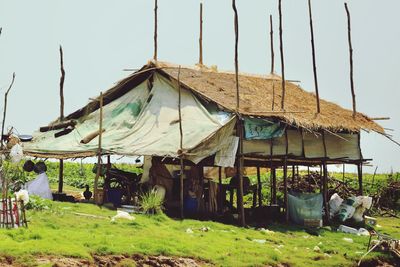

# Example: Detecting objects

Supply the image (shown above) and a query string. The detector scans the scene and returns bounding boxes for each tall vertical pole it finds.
[344,3,356,118]
[308,0,321,113]
[153,0,158,61]
[357,163,363,195]
[58,45,65,194]
[94,93,104,204]
[278,0,286,110]
[257,166,262,207]
[284,130,289,222]
[199,2,203,65]
[269,15,274,74]
[177,66,184,219]
[232,0,245,227]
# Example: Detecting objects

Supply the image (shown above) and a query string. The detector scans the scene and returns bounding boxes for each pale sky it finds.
[0,0,399,173]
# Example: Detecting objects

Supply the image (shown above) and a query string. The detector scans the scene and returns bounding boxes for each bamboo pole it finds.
[284,130,289,222]
[307,0,321,113]
[278,0,286,110]
[218,166,223,213]
[177,66,184,219]
[94,92,104,204]
[357,163,363,195]
[232,0,245,227]
[257,166,262,207]
[269,15,274,74]
[199,2,203,65]
[153,0,158,61]
[344,3,356,118]
[8,197,13,228]
[1,72,15,149]
[58,46,65,194]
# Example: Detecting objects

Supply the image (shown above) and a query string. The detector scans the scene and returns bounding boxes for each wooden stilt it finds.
[283,158,288,222]
[232,0,245,227]
[307,0,321,113]
[257,166,262,207]
[153,0,158,61]
[58,45,66,193]
[278,0,286,110]
[269,14,274,74]
[342,164,346,183]
[291,165,295,184]
[322,162,329,223]
[344,3,357,118]
[94,93,104,204]
[218,166,223,213]
[198,2,203,65]
[271,168,277,205]
[177,66,184,219]
[357,163,363,195]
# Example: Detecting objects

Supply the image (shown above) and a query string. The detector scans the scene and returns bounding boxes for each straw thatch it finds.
[153,61,383,133]
[61,60,383,134]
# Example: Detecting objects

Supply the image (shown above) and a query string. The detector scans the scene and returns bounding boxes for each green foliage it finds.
[25,195,53,211]
[1,161,29,193]
[0,201,398,266]
[24,161,143,189]
[139,190,164,215]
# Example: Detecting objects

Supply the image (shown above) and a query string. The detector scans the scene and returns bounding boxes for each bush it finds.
[139,190,164,215]
[25,195,53,211]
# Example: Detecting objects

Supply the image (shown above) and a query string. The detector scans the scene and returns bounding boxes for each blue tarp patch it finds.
[244,118,285,140]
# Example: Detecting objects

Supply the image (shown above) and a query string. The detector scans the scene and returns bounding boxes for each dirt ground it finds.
[0,254,211,267]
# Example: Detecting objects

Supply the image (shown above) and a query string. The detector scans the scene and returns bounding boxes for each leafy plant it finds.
[25,195,53,211]
[139,190,164,215]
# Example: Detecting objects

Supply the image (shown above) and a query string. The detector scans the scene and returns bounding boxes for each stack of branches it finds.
[370,180,400,217]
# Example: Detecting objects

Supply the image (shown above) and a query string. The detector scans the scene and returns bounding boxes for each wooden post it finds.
[278,0,286,110]
[1,72,15,150]
[344,3,356,118]
[199,2,203,65]
[357,163,363,195]
[94,92,104,204]
[58,45,66,193]
[257,166,262,207]
[307,0,321,113]
[232,0,245,227]
[218,166,223,213]
[269,15,274,74]
[271,167,277,205]
[284,130,289,222]
[371,166,378,187]
[291,165,295,184]
[177,66,185,219]
[153,0,158,61]
[322,162,329,222]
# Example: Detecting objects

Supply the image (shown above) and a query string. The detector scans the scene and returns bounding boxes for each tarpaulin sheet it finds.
[24,73,236,163]
[244,118,285,140]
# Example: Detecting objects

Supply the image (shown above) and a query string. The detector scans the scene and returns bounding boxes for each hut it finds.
[23,60,385,223]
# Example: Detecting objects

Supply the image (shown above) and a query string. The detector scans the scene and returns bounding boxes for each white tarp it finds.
[24,73,235,164]
[25,173,53,200]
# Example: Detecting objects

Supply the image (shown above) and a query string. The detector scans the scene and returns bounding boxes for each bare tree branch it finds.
[1,72,16,149]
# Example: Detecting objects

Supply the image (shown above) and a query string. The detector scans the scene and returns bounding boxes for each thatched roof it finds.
[153,61,384,134]
[63,60,384,134]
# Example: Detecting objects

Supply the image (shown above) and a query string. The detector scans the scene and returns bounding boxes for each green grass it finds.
[0,201,398,266]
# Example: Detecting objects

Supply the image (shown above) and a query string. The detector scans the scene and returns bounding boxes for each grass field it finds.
[0,201,399,267]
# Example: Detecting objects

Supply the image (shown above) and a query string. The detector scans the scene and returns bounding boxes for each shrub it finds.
[25,195,53,211]
[139,190,164,215]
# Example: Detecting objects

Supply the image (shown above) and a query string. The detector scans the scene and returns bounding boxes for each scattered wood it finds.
[80,129,106,144]
[39,120,77,132]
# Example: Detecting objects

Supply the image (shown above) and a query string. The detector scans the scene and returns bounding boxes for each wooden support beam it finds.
[271,167,277,205]
[153,0,158,61]
[257,166,262,207]
[344,3,357,118]
[357,163,363,195]
[284,130,289,222]
[322,162,329,223]
[58,45,66,193]
[199,2,203,65]
[218,166,223,213]
[177,65,185,219]
[278,0,286,110]
[232,0,245,227]
[269,15,274,74]
[94,92,104,204]
[307,0,321,113]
